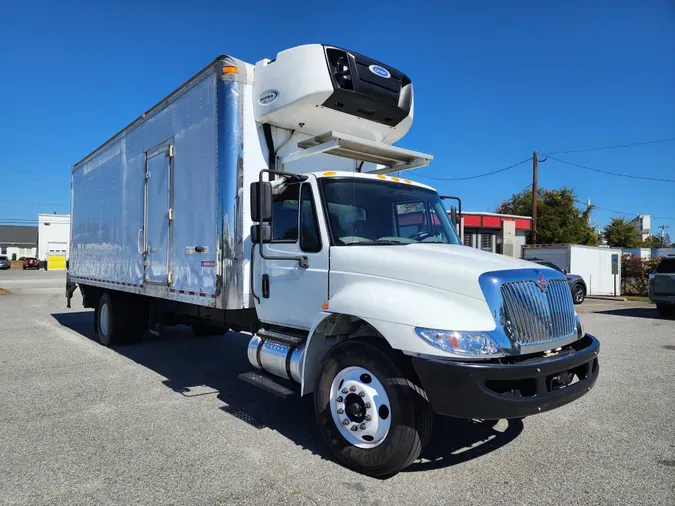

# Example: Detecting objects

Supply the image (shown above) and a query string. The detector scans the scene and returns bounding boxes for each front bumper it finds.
[412,334,600,420]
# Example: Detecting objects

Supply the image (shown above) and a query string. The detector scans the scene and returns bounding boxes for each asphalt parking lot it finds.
[0,270,673,505]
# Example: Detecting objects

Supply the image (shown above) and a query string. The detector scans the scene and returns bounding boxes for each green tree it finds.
[640,235,662,248]
[496,187,598,245]
[603,217,640,248]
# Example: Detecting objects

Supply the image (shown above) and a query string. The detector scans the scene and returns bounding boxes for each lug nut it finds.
[360,424,366,430]
[337,408,344,414]
[349,386,356,392]
[336,396,343,403]
[351,425,358,431]
[365,403,371,409]
[341,388,348,394]
[365,415,371,421]
[342,419,349,426]
[358,391,365,397]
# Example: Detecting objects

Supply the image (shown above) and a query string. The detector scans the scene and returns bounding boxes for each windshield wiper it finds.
[345,239,406,246]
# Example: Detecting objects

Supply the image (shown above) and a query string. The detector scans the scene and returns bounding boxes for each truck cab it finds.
[248,162,599,477]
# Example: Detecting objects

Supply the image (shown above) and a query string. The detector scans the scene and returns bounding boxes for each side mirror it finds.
[251,224,271,244]
[250,182,272,223]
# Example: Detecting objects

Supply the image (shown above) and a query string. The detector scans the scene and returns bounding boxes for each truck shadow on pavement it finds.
[51,311,523,474]
[593,307,666,320]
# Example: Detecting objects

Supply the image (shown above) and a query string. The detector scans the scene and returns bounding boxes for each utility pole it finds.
[658,225,671,248]
[532,151,538,244]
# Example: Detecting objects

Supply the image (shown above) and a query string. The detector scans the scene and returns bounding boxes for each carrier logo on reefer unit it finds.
[258,90,279,105]
[368,65,391,79]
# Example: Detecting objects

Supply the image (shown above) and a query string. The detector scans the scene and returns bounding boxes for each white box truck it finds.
[523,244,622,297]
[67,44,600,476]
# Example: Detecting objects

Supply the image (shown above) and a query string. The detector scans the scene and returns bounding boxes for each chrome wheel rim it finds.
[329,366,391,449]
[574,286,584,302]
[99,302,110,336]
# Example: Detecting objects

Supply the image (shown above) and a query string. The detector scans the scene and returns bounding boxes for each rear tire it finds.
[96,293,147,346]
[96,293,117,346]
[314,339,433,477]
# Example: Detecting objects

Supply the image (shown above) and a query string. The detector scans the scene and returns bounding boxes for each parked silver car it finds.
[649,255,675,317]
[0,255,10,270]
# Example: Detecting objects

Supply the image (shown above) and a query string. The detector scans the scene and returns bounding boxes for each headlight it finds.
[575,315,585,338]
[414,328,502,357]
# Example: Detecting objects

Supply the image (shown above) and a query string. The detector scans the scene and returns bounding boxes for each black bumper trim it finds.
[412,334,600,420]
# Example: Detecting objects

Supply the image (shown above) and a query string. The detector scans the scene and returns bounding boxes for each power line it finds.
[0,199,67,205]
[412,157,532,181]
[546,137,675,155]
[575,200,675,221]
[549,156,675,183]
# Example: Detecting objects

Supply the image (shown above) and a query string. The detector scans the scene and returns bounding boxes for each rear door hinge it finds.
[168,271,174,285]
[168,208,174,221]
[169,145,174,158]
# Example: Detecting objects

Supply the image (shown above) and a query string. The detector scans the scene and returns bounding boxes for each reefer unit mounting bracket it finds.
[279,132,433,174]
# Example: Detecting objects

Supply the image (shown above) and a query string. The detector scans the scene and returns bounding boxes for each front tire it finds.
[572,284,586,304]
[314,339,432,477]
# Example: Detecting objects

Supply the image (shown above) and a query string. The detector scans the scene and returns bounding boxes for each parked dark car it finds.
[23,257,40,270]
[649,255,675,317]
[528,258,587,304]
[0,255,10,270]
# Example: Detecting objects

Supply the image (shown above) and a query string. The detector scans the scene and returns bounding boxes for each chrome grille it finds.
[500,279,576,346]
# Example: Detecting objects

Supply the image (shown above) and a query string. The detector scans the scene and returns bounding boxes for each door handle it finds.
[138,229,145,255]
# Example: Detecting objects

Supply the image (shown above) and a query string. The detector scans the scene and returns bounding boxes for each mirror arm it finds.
[256,169,309,269]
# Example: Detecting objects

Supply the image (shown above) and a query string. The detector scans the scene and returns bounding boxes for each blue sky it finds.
[1,0,674,233]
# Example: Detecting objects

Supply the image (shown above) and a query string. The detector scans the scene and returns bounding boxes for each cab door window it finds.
[300,184,322,253]
[271,183,300,242]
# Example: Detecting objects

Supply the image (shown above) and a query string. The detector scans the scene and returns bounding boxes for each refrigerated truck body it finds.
[67,44,600,476]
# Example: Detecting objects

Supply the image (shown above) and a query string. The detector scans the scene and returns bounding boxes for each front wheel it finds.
[572,284,586,304]
[314,339,432,477]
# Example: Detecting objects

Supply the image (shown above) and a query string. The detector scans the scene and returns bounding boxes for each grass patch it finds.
[624,296,651,302]
[0,288,9,295]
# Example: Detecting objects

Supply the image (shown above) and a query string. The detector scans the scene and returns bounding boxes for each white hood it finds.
[330,243,535,301]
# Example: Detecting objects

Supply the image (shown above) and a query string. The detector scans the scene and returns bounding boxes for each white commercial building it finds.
[38,214,70,262]
[630,214,651,242]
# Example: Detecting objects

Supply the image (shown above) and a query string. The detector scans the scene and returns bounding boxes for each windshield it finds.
[534,260,563,273]
[319,178,461,246]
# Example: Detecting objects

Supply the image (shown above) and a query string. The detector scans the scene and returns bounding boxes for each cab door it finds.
[254,180,329,329]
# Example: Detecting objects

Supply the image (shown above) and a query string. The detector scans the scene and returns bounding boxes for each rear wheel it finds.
[96,293,146,346]
[572,284,586,304]
[97,293,117,346]
[314,339,433,477]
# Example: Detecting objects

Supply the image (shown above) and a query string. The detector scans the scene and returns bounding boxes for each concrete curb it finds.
[586,295,628,302]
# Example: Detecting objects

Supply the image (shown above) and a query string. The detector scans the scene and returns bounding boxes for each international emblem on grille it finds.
[536,273,547,293]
